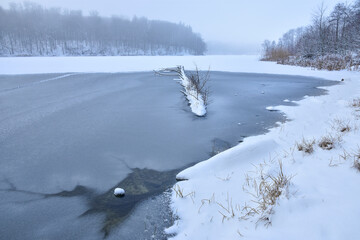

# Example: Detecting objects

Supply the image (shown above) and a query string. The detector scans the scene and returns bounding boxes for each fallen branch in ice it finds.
[155,65,209,117]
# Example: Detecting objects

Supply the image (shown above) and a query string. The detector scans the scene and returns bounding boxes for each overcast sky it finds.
[0,0,347,53]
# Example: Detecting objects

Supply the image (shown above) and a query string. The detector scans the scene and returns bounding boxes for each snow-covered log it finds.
[156,65,209,117]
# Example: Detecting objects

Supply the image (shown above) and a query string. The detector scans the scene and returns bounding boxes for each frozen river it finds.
[0,71,335,239]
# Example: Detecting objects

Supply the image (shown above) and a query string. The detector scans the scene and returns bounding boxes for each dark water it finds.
[0,71,336,239]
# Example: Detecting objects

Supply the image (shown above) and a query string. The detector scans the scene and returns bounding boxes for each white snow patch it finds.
[0,55,350,81]
[114,188,125,197]
[266,106,278,111]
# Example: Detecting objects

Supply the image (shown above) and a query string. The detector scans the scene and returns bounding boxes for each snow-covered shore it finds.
[165,59,360,239]
[0,55,351,80]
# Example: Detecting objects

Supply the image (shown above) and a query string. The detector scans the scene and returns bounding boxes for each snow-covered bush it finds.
[278,54,360,71]
[261,0,360,71]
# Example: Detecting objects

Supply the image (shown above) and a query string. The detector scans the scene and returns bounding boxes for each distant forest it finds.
[262,0,360,70]
[0,2,207,56]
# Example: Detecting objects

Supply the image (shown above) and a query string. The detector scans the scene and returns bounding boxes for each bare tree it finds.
[261,0,360,70]
[312,2,329,55]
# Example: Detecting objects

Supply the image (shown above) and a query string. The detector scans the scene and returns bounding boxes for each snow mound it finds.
[114,188,125,197]
[266,106,278,111]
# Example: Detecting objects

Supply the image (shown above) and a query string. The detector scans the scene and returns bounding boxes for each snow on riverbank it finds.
[165,60,360,239]
[0,55,352,80]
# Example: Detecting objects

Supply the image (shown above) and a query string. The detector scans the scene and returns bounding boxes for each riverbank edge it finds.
[166,60,360,239]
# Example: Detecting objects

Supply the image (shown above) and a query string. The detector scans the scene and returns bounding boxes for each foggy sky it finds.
[0,0,347,54]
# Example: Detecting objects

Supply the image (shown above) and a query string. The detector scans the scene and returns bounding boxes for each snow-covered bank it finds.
[0,55,351,80]
[165,59,360,239]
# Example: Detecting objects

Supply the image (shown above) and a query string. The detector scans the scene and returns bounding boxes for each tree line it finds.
[262,0,360,70]
[0,2,206,56]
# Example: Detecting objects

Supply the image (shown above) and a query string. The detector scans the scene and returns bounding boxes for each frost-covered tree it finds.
[0,2,206,56]
[261,1,360,70]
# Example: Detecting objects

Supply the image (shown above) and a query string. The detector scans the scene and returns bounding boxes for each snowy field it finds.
[1,55,359,239]
[0,55,351,81]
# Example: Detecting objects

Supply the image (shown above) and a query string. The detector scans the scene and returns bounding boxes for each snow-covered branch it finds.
[156,65,209,117]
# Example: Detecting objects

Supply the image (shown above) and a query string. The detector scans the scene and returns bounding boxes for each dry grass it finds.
[186,66,211,105]
[198,193,215,214]
[331,118,351,133]
[243,161,292,226]
[256,162,291,210]
[261,48,291,63]
[352,148,360,172]
[173,184,195,199]
[351,98,360,108]
[216,193,236,222]
[318,135,336,150]
[339,149,351,161]
[353,159,360,171]
[296,138,315,154]
[198,192,240,223]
